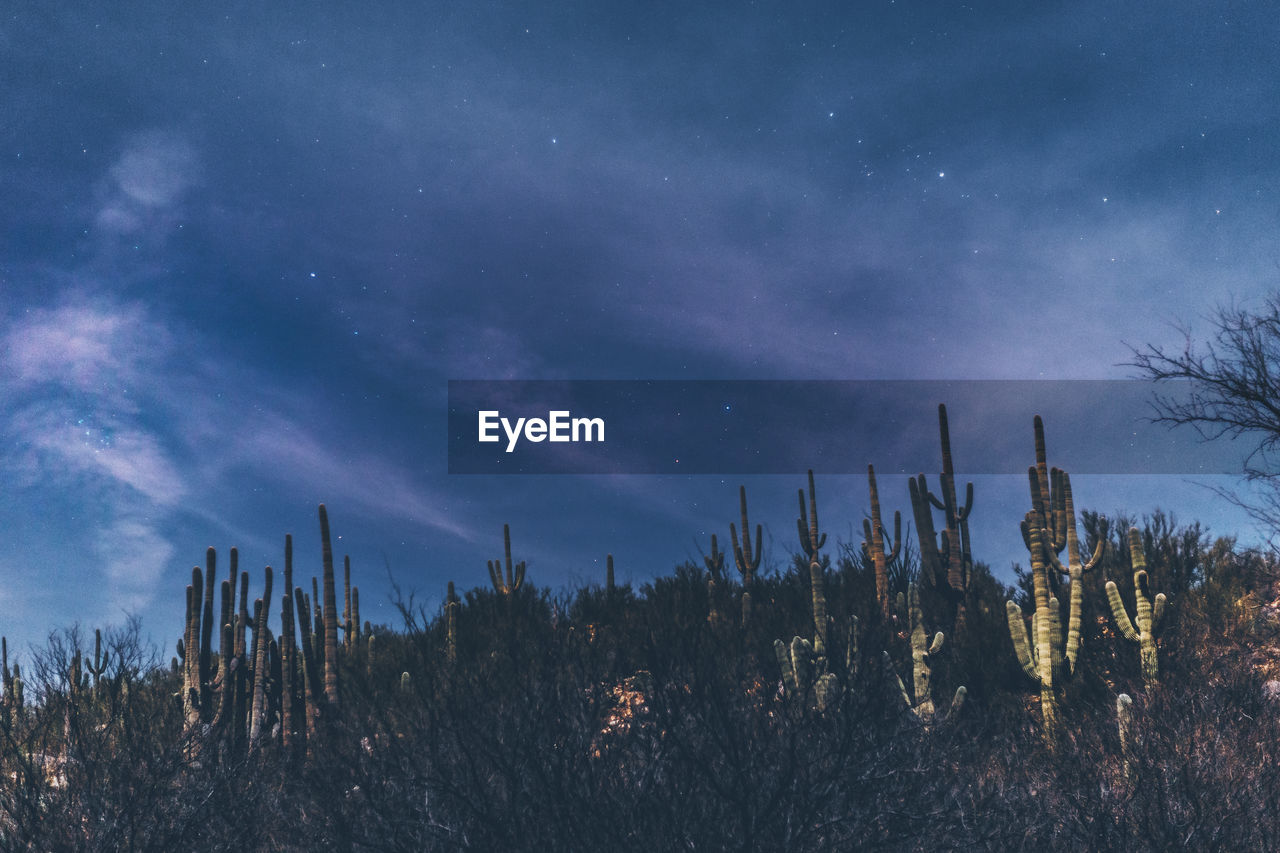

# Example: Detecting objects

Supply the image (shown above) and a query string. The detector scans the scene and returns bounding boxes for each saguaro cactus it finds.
[1116,692,1135,777]
[249,566,274,747]
[797,470,829,657]
[776,470,847,710]
[317,505,341,709]
[1106,527,1167,685]
[181,565,207,730]
[703,534,726,626]
[293,586,322,741]
[1020,416,1103,650]
[488,524,527,594]
[1005,417,1101,742]
[1,637,22,716]
[862,464,901,623]
[729,486,762,626]
[87,628,110,691]
[889,582,965,722]
[909,404,974,630]
[445,581,459,664]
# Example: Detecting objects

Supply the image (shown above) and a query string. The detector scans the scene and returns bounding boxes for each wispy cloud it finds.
[4,298,165,399]
[96,515,178,614]
[95,129,198,237]
[231,411,478,543]
[8,405,187,507]
[1,295,184,623]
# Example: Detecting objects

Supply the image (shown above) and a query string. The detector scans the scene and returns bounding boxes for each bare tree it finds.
[1129,294,1280,536]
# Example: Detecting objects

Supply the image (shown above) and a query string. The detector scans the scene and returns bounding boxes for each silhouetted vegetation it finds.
[4,411,1280,851]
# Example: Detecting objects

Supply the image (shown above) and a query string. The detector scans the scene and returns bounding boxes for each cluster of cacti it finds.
[175,504,364,758]
[152,407,1175,773]
[909,404,975,631]
[1107,527,1167,685]
[888,583,966,723]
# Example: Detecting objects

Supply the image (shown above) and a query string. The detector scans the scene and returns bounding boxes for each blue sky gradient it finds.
[3,2,1278,652]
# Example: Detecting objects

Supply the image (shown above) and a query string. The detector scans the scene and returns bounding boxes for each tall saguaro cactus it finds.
[862,464,901,623]
[1106,527,1167,685]
[249,567,274,746]
[1006,416,1101,742]
[445,581,459,664]
[704,534,726,626]
[488,524,527,595]
[318,504,341,707]
[797,470,828,658]
[776,470,845,710]
[909,404,974,630]
[280,538,297,750]
[729,486,762,626]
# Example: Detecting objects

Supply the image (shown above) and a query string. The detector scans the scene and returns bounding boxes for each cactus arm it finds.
[1042,540,1065,574]
[886,650,914,709]
[789,637,812,689]
[703,534,725,580]
[1134,570,1155,629]
[957,481,974,523]
[1083,537,1105,573]
[773,639,797,691]
[795,471,827,557]
[1106,581,1141,641]
[908,476,943,583]
[1006,601,1040,683]
[1152,593,1166,633]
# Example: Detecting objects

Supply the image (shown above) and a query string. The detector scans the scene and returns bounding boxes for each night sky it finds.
[3,2,1276,654]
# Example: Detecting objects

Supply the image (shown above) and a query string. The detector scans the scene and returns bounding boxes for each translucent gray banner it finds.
[447,380,1245,475]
